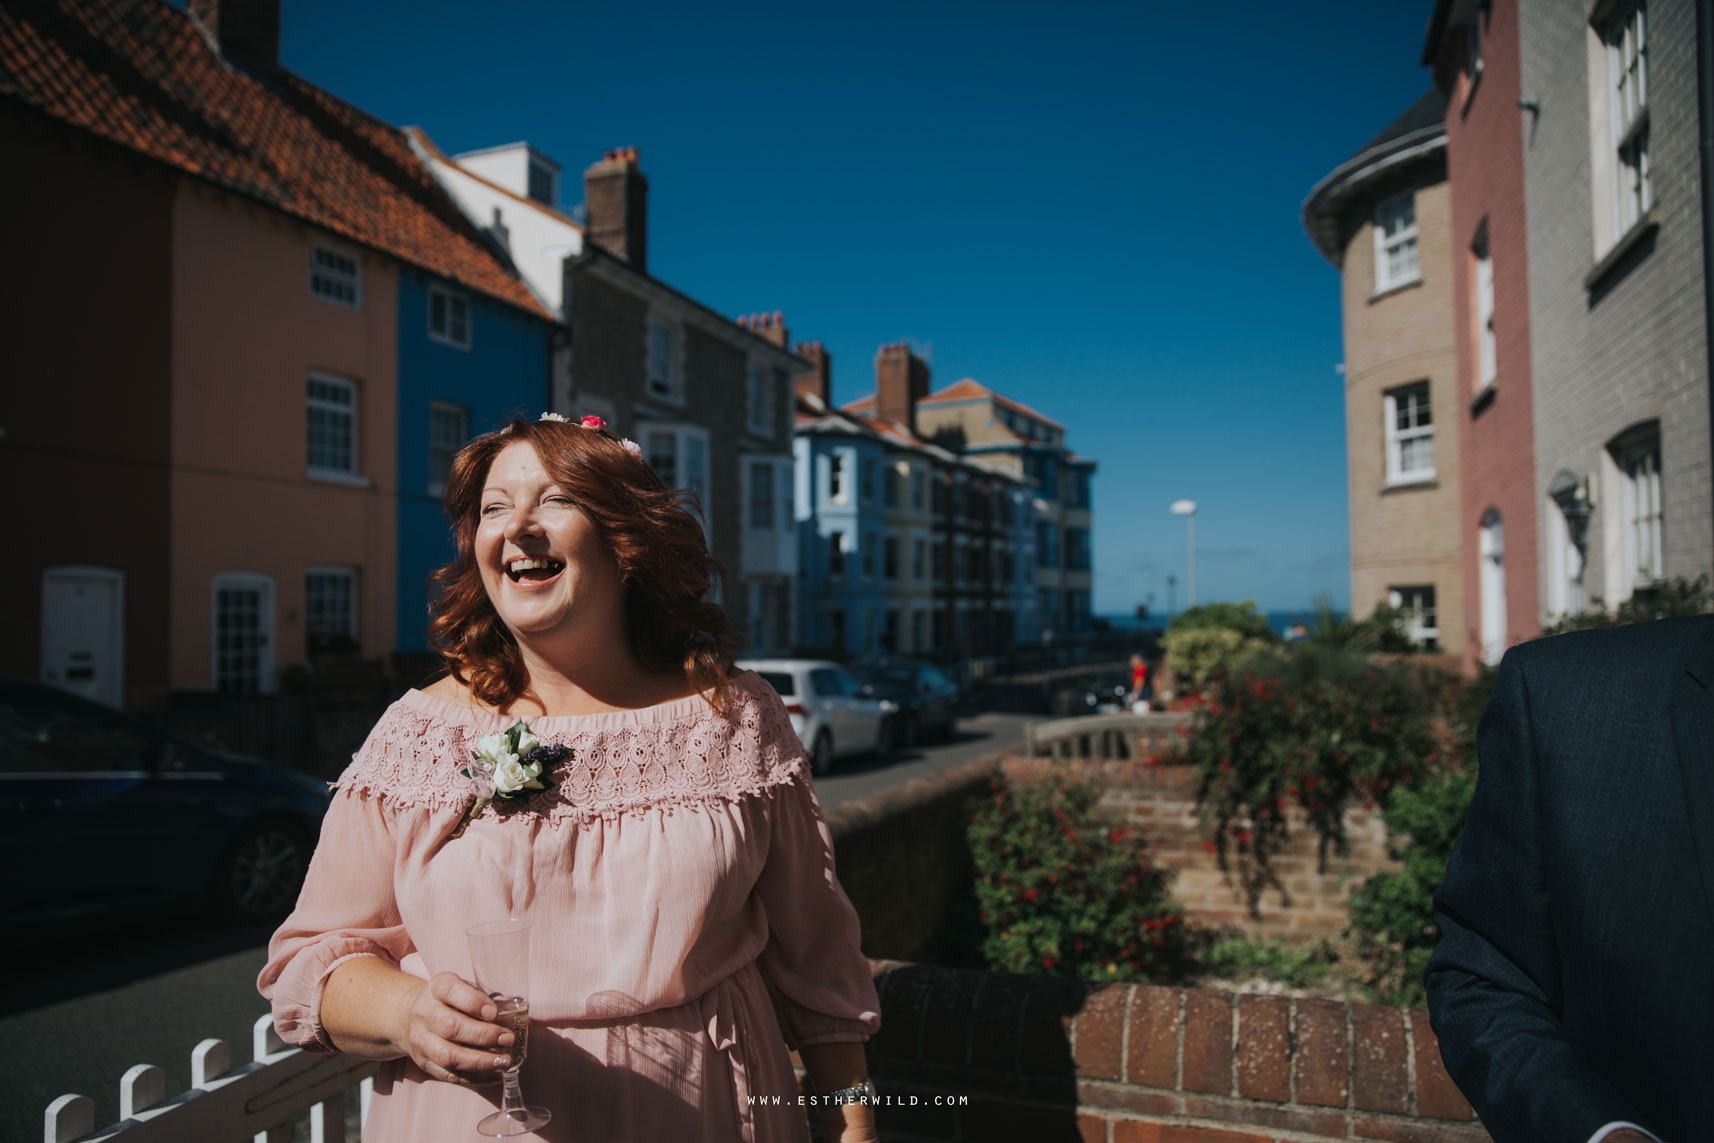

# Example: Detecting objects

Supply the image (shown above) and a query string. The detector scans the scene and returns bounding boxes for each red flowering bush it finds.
[1173,660,1454,913]
[967,775,1195,982]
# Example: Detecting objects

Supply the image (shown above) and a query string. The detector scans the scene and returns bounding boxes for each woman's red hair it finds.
[428,418,737,711]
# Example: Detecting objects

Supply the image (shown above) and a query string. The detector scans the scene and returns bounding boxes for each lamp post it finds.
[1169,499,1197,609]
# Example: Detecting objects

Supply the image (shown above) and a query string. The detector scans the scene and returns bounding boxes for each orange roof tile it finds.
[0,0,552,321]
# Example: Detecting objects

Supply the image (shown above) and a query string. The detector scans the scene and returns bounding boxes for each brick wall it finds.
[1437,0,1543,671]
[1339,169,1466,660]
[999,759,1397,940]
[827,756,999,961]
[1518,0,1713,613]
[850,961,1485,1142]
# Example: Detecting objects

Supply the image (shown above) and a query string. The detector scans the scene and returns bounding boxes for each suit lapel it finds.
[1670,624,1714,932]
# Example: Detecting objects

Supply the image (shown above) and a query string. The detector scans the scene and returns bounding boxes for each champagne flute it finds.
[466,918,552,1138]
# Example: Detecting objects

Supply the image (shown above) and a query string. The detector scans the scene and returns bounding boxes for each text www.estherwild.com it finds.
[748,1095,969,1107]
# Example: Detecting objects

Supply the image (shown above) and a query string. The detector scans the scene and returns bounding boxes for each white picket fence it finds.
[44,1014,380,1143]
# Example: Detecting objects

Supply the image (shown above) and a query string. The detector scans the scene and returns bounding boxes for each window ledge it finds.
[1368,276,1424,304]
[1584,207,1662,292]
[307,469,372,488]
[428,333,472,352]
[1470,383,1497,416]
[1382,475,1439,494]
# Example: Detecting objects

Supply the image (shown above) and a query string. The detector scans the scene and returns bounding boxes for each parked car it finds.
[846,659,959,746]
[737,659,894,776]
[0,679,333,929]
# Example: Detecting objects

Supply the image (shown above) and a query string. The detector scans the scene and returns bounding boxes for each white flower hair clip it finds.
[620,438,642,458]
[539,412,570,423]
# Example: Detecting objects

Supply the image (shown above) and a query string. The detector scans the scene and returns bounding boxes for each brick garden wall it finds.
[997,758,1399,941]
[843,961,1487,1143]
[825,756,998,961]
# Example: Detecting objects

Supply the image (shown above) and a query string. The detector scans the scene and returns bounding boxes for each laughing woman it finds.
[259,415,881,1142]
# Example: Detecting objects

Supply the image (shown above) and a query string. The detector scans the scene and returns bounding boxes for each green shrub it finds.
[1541,574,1712,635]
[1200,933,1335,990]
[1161,626,1272,694]
[1346,765,1479,1006]
[1168,600,1277,641]
[1174,662,1449,912]
[967,775,1195,982]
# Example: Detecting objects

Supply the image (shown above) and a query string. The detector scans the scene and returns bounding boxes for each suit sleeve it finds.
[1425,649,1650,1142]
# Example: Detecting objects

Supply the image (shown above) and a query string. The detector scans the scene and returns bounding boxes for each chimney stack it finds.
[190,0,279,72]
[583,147,648,272]
[795,341,832,407]
[874,342,930,433]
[736,310,790,349]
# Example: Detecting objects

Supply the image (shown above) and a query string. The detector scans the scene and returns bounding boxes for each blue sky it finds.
[278,0,1438,614]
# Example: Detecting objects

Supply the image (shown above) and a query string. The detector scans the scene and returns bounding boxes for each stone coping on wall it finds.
[838,960,1486,1143]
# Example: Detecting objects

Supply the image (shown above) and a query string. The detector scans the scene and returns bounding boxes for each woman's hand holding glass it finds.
[394,971,518,1086]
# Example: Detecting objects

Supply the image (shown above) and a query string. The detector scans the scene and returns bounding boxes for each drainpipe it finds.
[1699,0,1714,548]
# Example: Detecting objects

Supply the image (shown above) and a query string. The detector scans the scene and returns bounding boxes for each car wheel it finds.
[873,716,893,760]
[810,729,835,777]
[214,819,311,923]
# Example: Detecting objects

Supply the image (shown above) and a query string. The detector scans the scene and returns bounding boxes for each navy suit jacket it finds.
[1427,616,1714,1142]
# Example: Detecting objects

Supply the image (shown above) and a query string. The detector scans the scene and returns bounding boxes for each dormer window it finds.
[527,158,558,207]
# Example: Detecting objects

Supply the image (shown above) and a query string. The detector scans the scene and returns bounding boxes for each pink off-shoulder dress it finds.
[258,671,880,1143]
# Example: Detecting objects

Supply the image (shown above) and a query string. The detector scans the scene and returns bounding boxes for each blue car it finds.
[0,679,332,927]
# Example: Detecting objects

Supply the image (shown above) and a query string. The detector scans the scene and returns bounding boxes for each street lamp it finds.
[1169,499,1197,609]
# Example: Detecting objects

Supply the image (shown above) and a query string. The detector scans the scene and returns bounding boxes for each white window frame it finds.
[646,315,684,404]
[1373,191,1421,292]
[306,372,360,482]
[1473,227,1496,392]
[827,450,850,505]
[1615,432,1663,593]
[1387,585,1439,650]
[304,565,359,657]
[1384,381,1436,485]
[747,363,773,437]
[428,285,472,350]
[1604,2,1651,240]
[211,572,276,695]
[642,422,712,541]
[829,530,847,579]
[309,243,361,309]
[427,400,468,496]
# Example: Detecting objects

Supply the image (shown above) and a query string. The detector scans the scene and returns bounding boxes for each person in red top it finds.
[1127,654,1149,709]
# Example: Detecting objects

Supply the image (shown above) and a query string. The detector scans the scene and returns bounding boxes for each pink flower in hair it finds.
[580,415,607,430]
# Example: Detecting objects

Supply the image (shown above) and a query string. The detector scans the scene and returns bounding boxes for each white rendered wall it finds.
[426,156,582,317]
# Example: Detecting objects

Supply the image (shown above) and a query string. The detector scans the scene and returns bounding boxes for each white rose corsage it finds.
[449,719,572,838]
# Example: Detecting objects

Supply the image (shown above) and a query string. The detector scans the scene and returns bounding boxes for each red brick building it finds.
[1425,0,1541,669]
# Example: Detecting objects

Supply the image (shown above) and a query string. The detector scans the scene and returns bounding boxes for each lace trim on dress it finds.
[332,675,808,826]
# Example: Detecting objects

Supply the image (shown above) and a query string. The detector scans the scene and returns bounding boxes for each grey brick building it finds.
[1518,0,1712,617]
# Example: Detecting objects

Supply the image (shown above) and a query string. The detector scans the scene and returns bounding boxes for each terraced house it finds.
[1,0,553,708]
[853,379,1094,640]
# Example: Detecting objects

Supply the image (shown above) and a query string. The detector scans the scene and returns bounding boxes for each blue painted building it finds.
[793,402,889,657]
[395,267,554,652]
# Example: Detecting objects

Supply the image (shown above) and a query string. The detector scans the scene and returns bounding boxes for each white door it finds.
[1479,511,1507,665]
[41,567,125,707]
[212,573,276,694]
